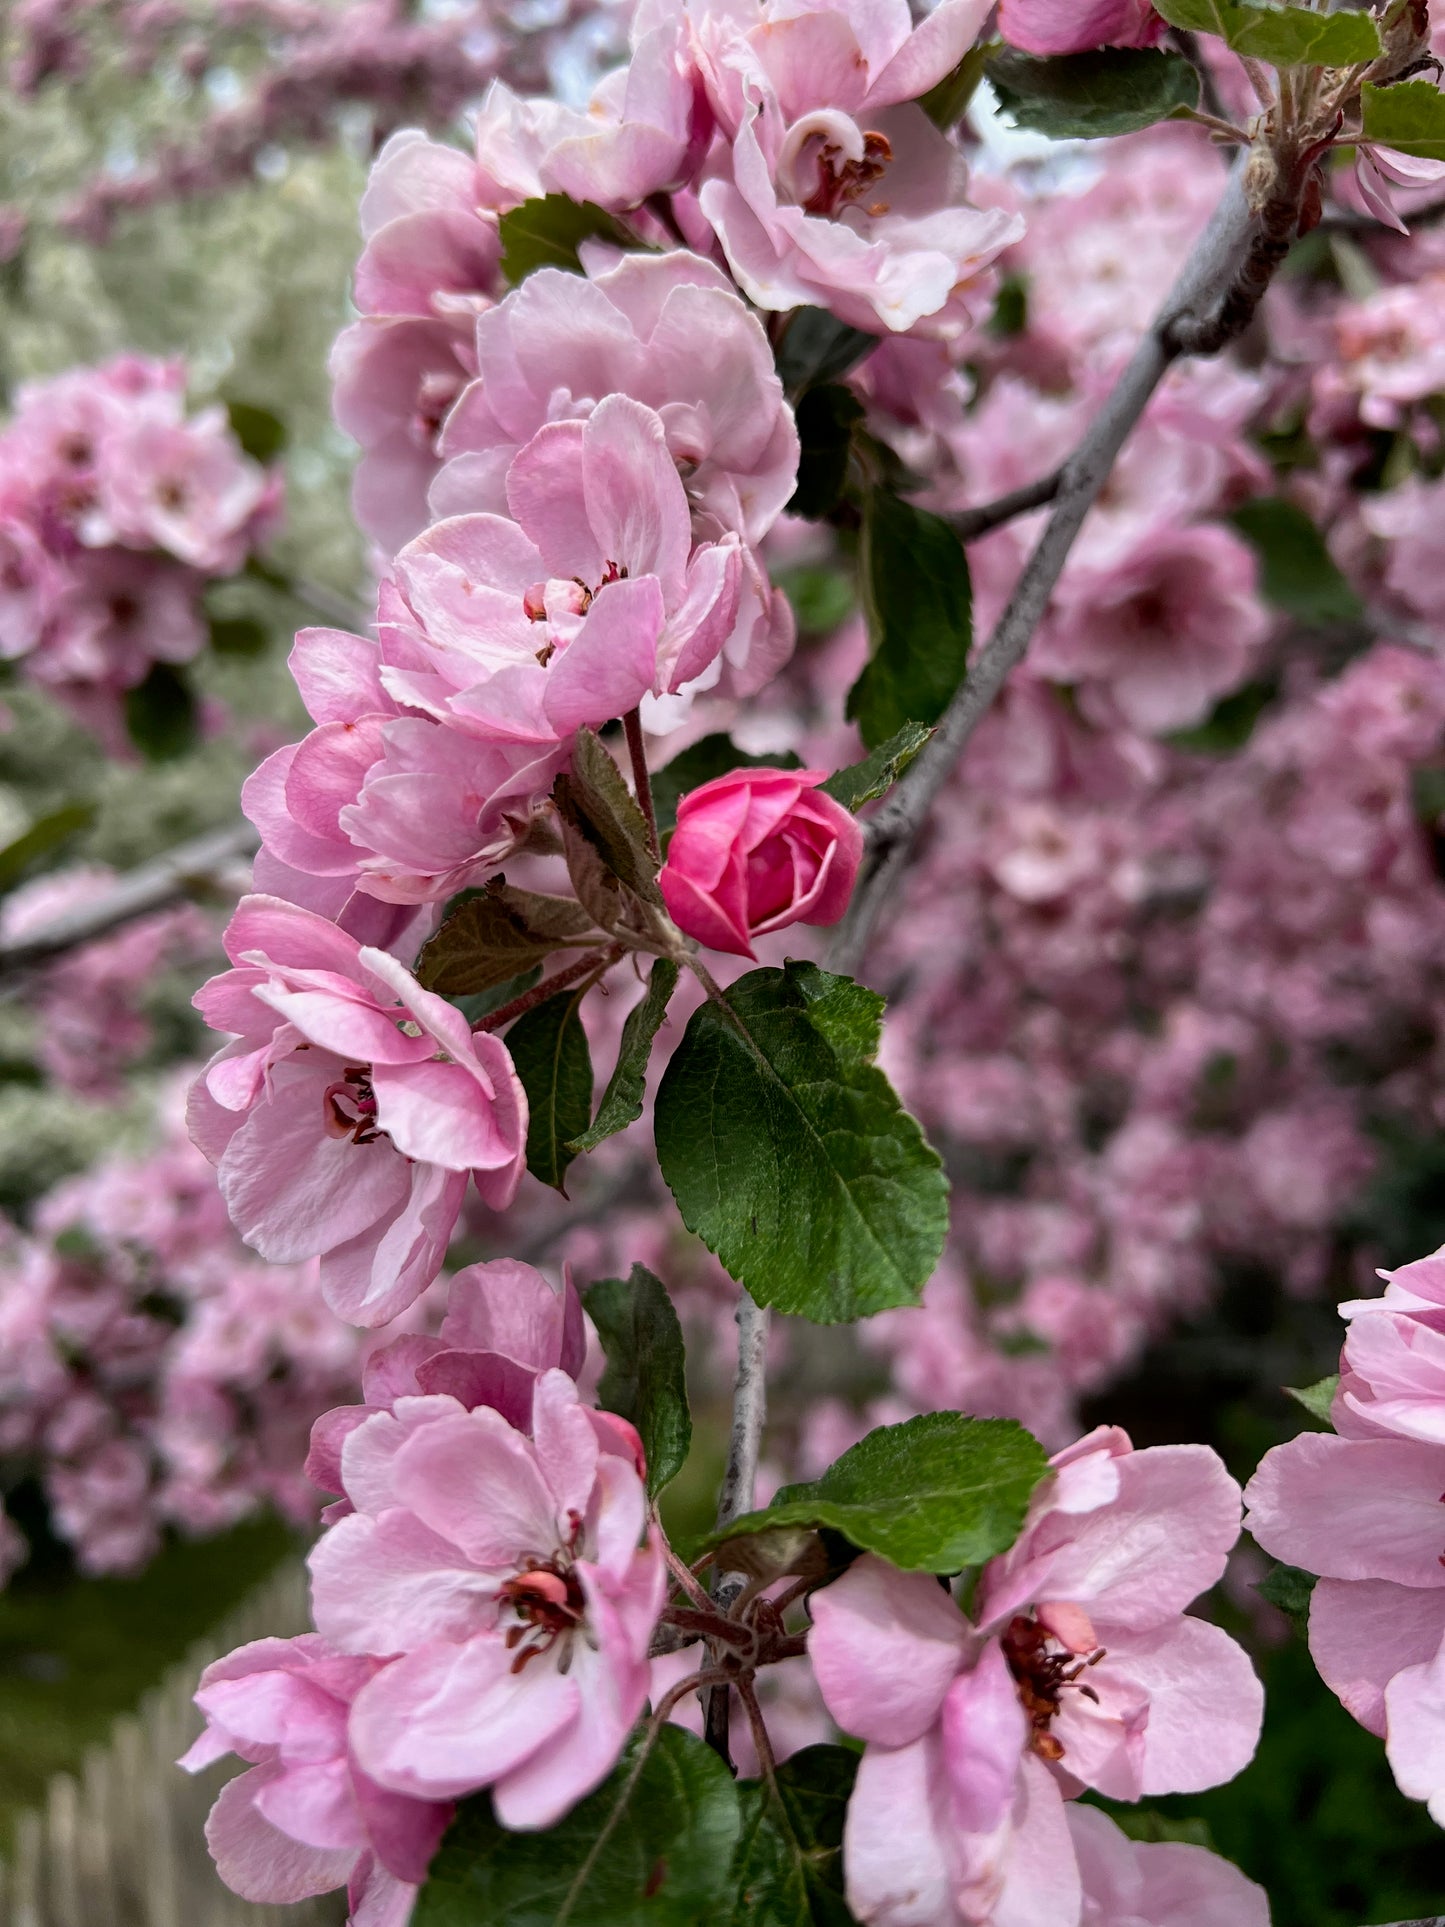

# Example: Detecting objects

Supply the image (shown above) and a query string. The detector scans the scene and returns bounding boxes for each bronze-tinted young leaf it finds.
[570,959,680,1153]
[848,490,971,751]
[507,986,594,1193]
[566,730,663,905]
[555,793,637,935]
[584,1263,691,1495]
[416,881,601,997]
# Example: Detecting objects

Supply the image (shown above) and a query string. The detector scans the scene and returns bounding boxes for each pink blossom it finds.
[180,1634,451,1924]
[310,1370,665,1827]
[659,765,863,958]
[695,69,1021,340]
[82,405,273,573]
[1336,1247,1445,1447]
[998,0,1164,57]
[431,249,798,692]
[809,1429,1260,1924]
[1065,1803,1269,1926]
[1035,524,1268,736]
[189,895,527,1325]
[306,1257,609,1510]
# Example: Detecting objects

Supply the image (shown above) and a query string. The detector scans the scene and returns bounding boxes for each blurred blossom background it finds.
[0,4,1442,1923]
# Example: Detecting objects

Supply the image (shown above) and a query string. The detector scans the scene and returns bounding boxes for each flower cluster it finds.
[1247,1242,1445,1826]
[0,1086,364,1578]
[0,355,279,743]
[186,1257,664,1921]
[810,1427,1264,1924]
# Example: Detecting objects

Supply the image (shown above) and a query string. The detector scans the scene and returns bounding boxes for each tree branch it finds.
[950,468,1062,541]
[703,1287,770,1759]
[830,164,1259,977]
[0,821,259,981]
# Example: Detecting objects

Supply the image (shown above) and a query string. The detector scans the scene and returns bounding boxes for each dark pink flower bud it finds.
[659,766,863,959]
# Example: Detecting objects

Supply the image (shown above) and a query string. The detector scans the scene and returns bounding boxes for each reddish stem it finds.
[471,947,622,1032]
[623,707,661,864]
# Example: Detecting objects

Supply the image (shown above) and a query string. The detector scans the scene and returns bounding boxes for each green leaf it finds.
[563,729,663,906]
[1167,679,1278,755]
[986,47,1199,139]
[1285,1373,1338,1426]
[654,962,948,1322]
[1411,763,1445,826]
[711,1412,1049,1574]
[1102,1806,1215,1849]
[1153,0,1381,66]
[414,1725,741,1927]
[820,723,933,813]
[724,1747,859,1926]
[776,309,878,398]
[1361,77,1445,160]
[652,736,804,838]
[778,566,858,639]
[584,1264,691,1496]
[124,663,199,762]
[0,802,97,894]
[450,966,542,1028]
[790,384,866,521]
[848,490,971,751]
[416,880,601,998]
[207,613,269,657]
[1229,497,1362,623]
[920,39,995,130]
[571,960,680,1154]
[507,987,594,1193]
[499,194,631,285]
[224,399,286,464]
[1255,1561,1318,1629]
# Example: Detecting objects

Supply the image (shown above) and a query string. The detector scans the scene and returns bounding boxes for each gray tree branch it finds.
[831,165,1259,978]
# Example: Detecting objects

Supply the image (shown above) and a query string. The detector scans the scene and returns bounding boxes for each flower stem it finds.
[471,946,622,1032]
[623,707,661,864]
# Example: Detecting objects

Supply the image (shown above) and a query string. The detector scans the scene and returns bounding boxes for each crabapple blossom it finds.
[180,1635,452,1924]
[189,895,527,1324]
[997,0,1164,57]
[659,765,863,958]
[1246,1244,1445,1822]
[808,1428,1260,1924]
[309,1370,665,1827]
[1065,1804,1270,1927]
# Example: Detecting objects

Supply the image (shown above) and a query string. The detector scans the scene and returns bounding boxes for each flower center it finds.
[1001,1614,1106,1764]
[500,1512,588,1673]
[802,131,892,219]
[322,1067,383,1145]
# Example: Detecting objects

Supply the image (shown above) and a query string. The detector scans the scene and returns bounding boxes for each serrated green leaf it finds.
[1255,1561,1318,1628]
[499,194,631,285]
[652,736,804,838]
[0,802,97,894]
[986,47,1200,139]
[571,960,680,1154]
[416,881,601,998]
[711,1412,1048,1574]
[224,399,286,464]
[450,966,542,1027]
[414,1724,741,1926]
[1361,77,1445,160]
[1229,497,1362,623]
[790,384,866,521]
[207,613,269,657]
[584,1264,691,1496]
[124,663,199,762]
[821,724,933,813]
[507,987,594,1193]
[1154,0,1380,66]
[654,963,948,1322]
[1285,1374,1338,1426]
[724,1747,859,1926]
[848,491,971,751]
[775,308,878,398]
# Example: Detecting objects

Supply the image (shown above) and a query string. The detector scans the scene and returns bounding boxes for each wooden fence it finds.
[0,1561,343,1927]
